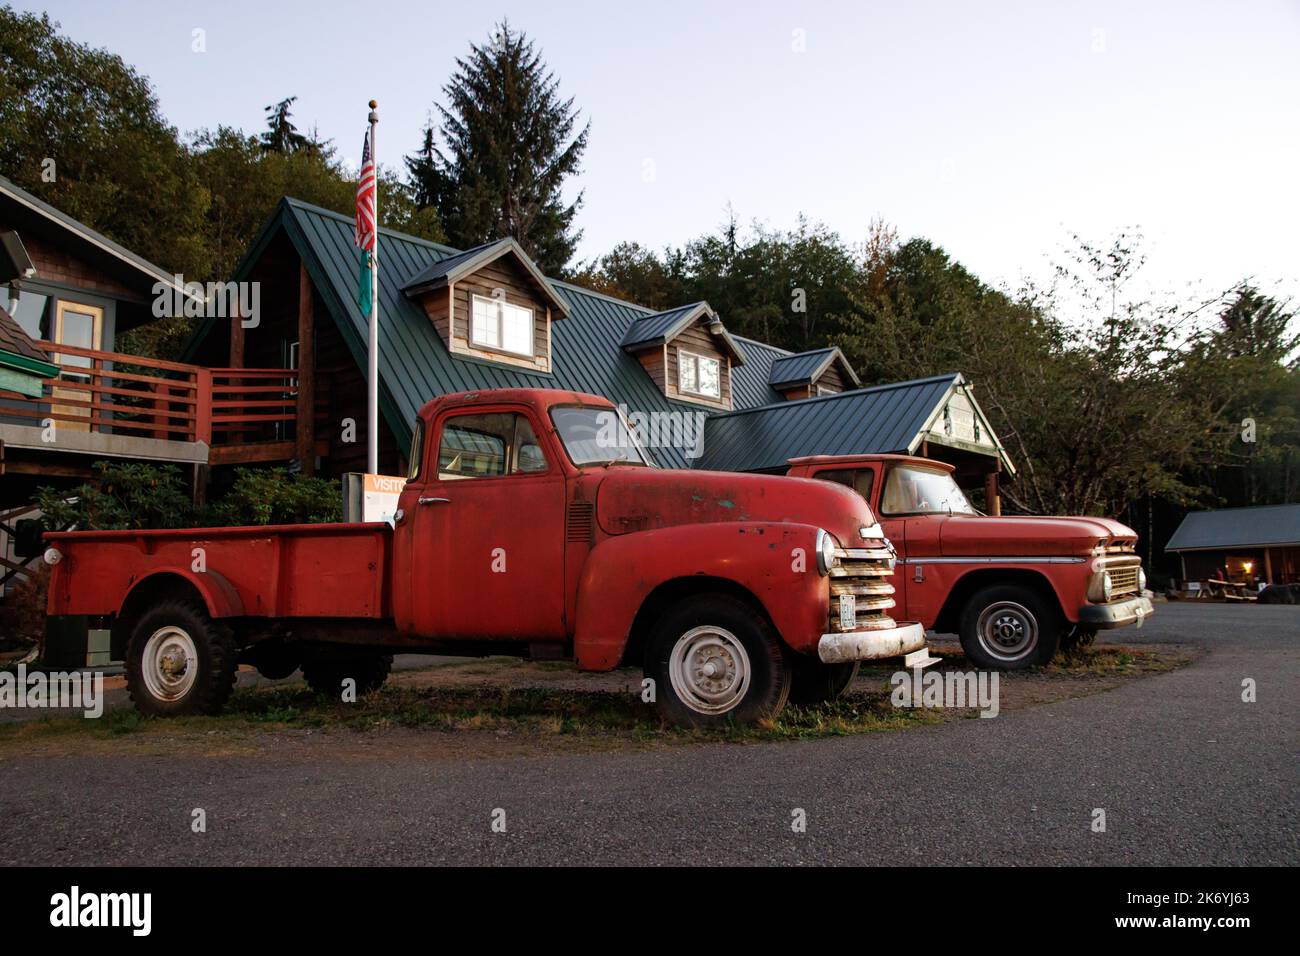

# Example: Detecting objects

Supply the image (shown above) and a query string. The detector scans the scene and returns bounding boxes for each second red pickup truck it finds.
[43,389,933,726]
[786,454,1155,668]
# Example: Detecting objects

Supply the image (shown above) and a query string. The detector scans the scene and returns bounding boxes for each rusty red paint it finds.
[786,454,1150,630]
[48,389,891,672]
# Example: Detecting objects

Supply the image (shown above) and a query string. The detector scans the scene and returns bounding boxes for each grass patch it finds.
[0,643,1186,753]
[0,681,940,748]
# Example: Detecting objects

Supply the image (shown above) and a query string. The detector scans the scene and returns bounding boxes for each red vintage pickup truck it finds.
[785,455,1154,669]
[43,389,932,726]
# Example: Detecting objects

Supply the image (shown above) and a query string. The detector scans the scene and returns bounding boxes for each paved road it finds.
[1,603,1295,865]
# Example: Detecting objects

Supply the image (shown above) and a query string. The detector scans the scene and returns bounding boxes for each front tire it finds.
[787,656,859,706]
[644,593,791,728]
[124,600,238,716]
[959,584,1062,670]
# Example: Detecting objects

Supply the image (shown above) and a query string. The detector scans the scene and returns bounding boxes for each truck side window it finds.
[814,468,874,502]
[437,412,548,480]
[407,421,425,480]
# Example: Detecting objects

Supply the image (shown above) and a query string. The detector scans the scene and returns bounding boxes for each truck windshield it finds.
[550,406,652,467]
[882,464,977,516]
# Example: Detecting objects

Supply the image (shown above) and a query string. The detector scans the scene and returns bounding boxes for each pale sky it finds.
[18,0,1300,303]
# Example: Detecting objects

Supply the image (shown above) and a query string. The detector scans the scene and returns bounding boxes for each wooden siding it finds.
[814,363,847,395]
[1,224,137,302]
[418,256,552,373]
[780,361,847,401]
[663,321,732,410]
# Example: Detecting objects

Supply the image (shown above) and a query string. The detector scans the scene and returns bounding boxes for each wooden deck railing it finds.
[0,342,297,447]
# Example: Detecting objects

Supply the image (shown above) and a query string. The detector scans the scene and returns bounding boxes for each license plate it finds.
[839,594,856,630]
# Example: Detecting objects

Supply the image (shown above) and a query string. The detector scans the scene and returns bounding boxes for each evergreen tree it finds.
[260,96,310,154]
[408,21,589,272]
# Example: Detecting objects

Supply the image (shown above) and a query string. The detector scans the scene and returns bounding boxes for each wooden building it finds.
[182,197,1013,506]
[0,176,303,590]
[1165,503,1300,587]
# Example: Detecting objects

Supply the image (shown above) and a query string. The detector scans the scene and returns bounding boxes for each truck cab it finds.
[786,454,1154,669]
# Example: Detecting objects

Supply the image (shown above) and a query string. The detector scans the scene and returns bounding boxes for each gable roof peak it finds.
[619,300,745,364]
[768,345,861,388]
[400,235,569,317]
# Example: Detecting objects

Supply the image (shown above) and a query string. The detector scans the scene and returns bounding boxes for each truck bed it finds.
[45,522,394,620]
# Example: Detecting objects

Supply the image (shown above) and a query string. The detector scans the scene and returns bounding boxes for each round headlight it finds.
[43,547,63,566]
[1138,567,1147,592]
[815,529,837,576]
[1101,571,1114,601]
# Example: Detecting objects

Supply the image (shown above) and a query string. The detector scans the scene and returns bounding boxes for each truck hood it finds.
[940,514,1139,557]
[594,468,873,546]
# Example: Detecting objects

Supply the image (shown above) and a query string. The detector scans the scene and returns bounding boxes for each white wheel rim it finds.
[668,626,751,716]
[141,626,199,702]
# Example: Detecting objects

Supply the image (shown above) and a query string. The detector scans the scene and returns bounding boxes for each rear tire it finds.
[959,584,1062,670]
[644,593,791,728]
[787,656,859,706]
[124,600,237,716]
[301,651,392,698]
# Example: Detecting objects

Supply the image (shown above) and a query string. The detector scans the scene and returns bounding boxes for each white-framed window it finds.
[470,293,534,357]
[678,348,721,399]
[816,383,836,397]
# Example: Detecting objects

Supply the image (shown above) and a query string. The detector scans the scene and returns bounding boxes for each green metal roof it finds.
[768,346,861,388]
[695,374,965,472]
[1165,504,1300,551]
[185,199,1009,476]
[205,199,785,468]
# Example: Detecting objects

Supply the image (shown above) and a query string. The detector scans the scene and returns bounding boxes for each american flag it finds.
[354,127,377,253]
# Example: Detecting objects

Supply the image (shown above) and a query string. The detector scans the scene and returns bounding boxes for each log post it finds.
[985,468,1001,516]
[296,260,316,475]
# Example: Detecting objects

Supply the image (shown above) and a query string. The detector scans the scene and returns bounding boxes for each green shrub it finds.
[35,461,194,531]
[35,463,342,532]
[201,468,342,526]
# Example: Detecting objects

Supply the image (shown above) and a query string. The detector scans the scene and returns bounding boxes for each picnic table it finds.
[1200,578,1258,601]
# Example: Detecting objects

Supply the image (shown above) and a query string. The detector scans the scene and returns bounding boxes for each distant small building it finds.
[1165,504,1300,585]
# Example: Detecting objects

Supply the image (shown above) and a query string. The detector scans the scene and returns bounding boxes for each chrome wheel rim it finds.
[668,626,751,715]
[142,625,199,701]
[976,601,1038,662]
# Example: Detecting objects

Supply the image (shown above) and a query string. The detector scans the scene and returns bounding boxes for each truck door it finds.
[399,406,567,641]
[877,464,946,628]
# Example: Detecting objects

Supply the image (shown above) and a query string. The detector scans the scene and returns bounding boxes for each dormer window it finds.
[471,293,534,357]
[619,301,744,410]
[679,348,721,399]
[403,237,570,374]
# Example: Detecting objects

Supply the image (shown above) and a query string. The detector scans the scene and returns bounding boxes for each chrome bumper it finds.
[817,621,928,664]
[1077,592,1155,629]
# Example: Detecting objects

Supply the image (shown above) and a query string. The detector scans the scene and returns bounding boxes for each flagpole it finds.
[366,99,380,475]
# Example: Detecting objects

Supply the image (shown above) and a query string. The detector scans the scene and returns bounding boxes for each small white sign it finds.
[362,473,406,524]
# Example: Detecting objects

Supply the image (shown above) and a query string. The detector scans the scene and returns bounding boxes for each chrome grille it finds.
[1108,564,1140,596]
[828,539,899,633]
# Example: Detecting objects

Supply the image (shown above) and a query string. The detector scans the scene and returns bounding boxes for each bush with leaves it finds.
[201,468,342,527]
[35,461,195,532]
[35,462,342,533]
